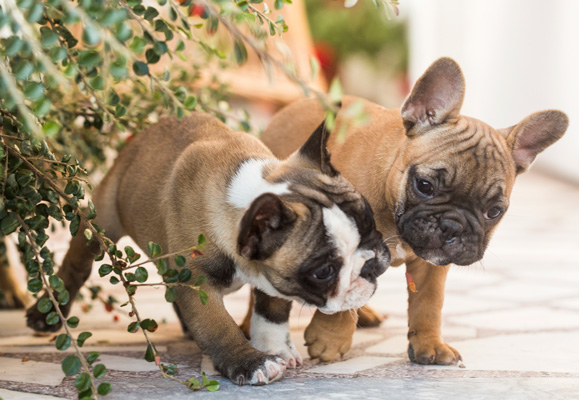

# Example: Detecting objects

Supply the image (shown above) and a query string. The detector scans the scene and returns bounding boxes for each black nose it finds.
[360,258,388,281]
[440,218,463,244]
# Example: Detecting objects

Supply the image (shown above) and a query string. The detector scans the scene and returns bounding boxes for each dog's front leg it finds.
[304,309,358,362]
[175,285,287,385]
[406,257,461,365]
[249,289,302,368]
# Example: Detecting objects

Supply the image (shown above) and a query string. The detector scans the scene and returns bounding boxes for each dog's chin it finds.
[317,279,376,315]
[412,246,482,266]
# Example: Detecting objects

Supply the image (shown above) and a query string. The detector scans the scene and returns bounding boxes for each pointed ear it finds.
[500,110,569,174]
[291,119,339,177]
[401,57,465,136]
[237,193,297,261]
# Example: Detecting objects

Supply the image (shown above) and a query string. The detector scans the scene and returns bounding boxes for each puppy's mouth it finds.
[396,209,484,266]
[407,240,483,266]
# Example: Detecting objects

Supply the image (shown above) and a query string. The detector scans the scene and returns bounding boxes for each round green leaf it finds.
[164,286,176,303]
[174,255,186,268]
[57,289,70,306]
[97,382,112,396]
[98,264,113,277]
[184,95,197,110]
[1,213,20,235]
[23,82,45,100]
[178,269,192,283]
[75,372,91,392]
[132,61,149,76]
[93,363,107,379]
[77,331,92,347]
[46,311,60,326]
[127,321,140,333]
[67,316,80,328]
[62,355,81,376]
[141,318,158,332]
[37,297,52,313]
[135,266,148,283]
[27,278,43,293]
[55,333,71,350]
[86,352,100,365]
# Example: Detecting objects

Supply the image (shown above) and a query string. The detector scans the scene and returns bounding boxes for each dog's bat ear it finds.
[292,119,339,177]
[400,57,465,136]
[237,193,297,261]
[500,110,569,174]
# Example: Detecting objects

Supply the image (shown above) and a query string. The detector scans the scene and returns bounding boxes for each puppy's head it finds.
[390,57,569,266]
[235,121,390,314]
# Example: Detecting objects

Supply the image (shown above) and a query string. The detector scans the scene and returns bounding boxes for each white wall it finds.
[402,0,579,183]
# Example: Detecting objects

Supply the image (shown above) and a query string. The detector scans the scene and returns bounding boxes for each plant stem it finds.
[15,214,99,399]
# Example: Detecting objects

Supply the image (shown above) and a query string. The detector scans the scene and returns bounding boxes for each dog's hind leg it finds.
[26,180,125,332]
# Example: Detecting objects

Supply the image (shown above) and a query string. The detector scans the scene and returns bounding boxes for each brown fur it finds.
[258,58,568,364]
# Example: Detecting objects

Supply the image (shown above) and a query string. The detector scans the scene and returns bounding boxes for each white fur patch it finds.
[250,314,302,368]
[320,205,377,314]
[227,159,290,209]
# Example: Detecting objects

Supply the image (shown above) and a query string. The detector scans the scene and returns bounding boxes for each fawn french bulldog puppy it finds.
[255,57,568,365]
[26,112,390,384]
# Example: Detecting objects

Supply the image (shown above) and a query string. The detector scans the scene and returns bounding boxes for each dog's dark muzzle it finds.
[398,208,484,266]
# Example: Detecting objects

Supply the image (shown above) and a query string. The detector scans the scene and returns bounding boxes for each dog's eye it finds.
[484,206,503,220]
[312,264,336,282]
[415,178,434,196]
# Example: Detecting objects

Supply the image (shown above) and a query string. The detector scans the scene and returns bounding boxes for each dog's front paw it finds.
[251,328,302,369]
[221,353,287,386]
[408,335,461,365]
[25,296,63,332]
[304,310,357,362]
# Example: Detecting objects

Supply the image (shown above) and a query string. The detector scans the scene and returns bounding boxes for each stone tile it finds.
[308,356,400,374]
[351,331,384,347]
[440,324,478,340]
[553,298,579,311]
[365,335,407,355]
[96,354,162,372]
[442,293,516,315]
[447,306,579,331]
[199,354,220,376]
[0,345,167,354]
[505,267,579,286]
[0,327,182,347]
[445,268,503,291]
[0,357,64,386]
[468,282,578,303]
[0,388,65,399]
[381,315,408,330]
[422,332,579,373]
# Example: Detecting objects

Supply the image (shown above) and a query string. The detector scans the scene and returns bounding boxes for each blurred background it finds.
[239,0,577,184]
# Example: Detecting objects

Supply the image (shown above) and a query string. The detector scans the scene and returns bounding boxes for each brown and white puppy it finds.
[26,112,389,385]
[257,58,569,365]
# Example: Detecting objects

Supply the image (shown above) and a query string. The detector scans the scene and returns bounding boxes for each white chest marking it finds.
[227,159,290,209]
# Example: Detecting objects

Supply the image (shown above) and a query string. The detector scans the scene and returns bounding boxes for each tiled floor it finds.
[1,169,578,399]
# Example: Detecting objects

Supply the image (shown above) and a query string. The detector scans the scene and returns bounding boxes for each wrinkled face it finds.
[236,165,390,314]
[394,118,516,266]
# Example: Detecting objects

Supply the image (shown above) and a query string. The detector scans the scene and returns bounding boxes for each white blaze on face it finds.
[319,205,376,314]
[227,159,290,209]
